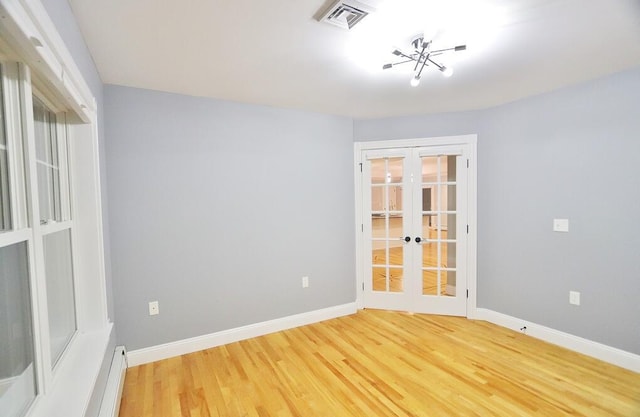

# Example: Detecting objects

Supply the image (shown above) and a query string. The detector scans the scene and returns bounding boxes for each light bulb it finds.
[410,76,421,87]
[441,66,454,77]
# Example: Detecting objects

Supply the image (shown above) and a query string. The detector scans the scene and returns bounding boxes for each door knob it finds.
[415,236,422,243]
[404,236,411,242]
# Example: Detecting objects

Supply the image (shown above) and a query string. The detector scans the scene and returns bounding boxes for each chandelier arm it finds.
[383,58,418,69]
[394,59,418,66]
[413,44,428,72]
[431,45,467,54]
[427,58,445,71]
[430,47,456,54]
[394,50,416,61]
[415,52,430,79]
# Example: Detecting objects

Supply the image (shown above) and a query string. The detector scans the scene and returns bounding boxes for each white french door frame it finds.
[354,135,478,317]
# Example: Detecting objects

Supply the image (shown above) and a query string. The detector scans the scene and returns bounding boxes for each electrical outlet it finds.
[569,291,580,306]
[553,218,569,232]
[149,301,159,315]
[302,276,309,288]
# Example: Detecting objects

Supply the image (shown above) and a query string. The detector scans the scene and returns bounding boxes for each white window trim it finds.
[2,62,28,229]
[0,1,113,417]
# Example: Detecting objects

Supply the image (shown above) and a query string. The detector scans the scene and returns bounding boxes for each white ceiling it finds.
[68,0,640,119]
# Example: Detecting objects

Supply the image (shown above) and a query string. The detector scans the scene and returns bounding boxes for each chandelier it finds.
[383,34,466,86]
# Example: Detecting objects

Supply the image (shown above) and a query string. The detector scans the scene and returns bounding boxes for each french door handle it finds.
[415,236,422,243]
[404,236,411,243]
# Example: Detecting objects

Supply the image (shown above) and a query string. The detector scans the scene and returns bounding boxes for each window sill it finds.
[28,323,113,417]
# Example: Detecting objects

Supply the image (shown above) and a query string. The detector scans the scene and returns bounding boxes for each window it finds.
[0,71,11,231]
[43,229,76,366]
[33,97,62,224]
[0,5,112,417]
[0,61,80,416]
[0,64,37,417]
[0,243,37,417]
[33,96,76,367]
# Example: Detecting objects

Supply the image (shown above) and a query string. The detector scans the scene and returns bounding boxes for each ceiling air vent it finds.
[319,0,376,30]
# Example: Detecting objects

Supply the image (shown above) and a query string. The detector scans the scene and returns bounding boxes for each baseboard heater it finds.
[98,346,127,417]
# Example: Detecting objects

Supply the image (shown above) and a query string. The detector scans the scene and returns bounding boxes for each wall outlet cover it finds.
[553,218,569,232]
[569,291,580,306]
[149,301,160,315]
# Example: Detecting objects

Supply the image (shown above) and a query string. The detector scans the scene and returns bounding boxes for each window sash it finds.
[0,61,79,415]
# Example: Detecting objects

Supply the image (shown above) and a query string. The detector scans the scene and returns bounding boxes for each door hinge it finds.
[362,282,365,291]
[466,224,469,234]
[361,223,364,232]
[359,162,363,172]
[467,159,469,168]
[466,289,469,298]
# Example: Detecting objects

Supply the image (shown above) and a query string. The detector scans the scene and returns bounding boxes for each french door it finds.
[360,142,471,316]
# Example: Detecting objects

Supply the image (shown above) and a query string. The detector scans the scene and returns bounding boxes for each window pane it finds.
[0,242,37,417]
[33,98,61,225]
[0,74,11,232]
[44,229,76,366]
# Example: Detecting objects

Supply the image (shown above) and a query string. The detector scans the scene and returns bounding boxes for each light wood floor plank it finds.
[119,310,640,416]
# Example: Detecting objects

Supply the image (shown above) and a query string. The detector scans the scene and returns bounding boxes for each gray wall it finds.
[355,68,640,354]
[104,86,355,350]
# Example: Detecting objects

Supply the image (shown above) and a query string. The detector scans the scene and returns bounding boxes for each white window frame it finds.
[0,1,113,416]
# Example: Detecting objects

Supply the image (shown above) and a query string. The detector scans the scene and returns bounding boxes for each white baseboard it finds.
[127,303,358,366]
[473,308,640,373]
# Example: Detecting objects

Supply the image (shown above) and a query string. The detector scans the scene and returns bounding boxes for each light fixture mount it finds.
[383,33,466,86]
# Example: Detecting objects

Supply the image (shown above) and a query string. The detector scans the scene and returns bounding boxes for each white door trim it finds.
[354,135,478,317]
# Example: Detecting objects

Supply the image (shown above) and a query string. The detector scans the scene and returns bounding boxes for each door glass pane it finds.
[0,75,11,232]
[372,246,386,265]
[421,156,437,182]
[446,155,456,182]
[440,155,448,182]
[371,186,384,212]
[388,215,402,240]
[0,242,37,417]
[444,242,456,269]
[389,267,403,292]
[44,229,76,366]
[370,159,386,184]
[445,185,457,211]
[33,98,61,225]
[443,270,456,297]
[422,269,438,295]
[444,214,456,239]
[388,246,403,266]
[422,215,437,240]
[388,186,402,211]
[422,242,438,268]
[372,214,386,238]
[421,187,432,212]
[387,158,403,183]
[372,267,386,291]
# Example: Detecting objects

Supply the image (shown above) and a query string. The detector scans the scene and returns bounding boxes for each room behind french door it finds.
[358,138,475,316]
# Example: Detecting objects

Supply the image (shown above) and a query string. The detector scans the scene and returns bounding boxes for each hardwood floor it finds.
[119,310,640,417]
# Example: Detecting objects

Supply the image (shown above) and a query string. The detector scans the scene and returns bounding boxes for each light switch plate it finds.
[553,218,569,232]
